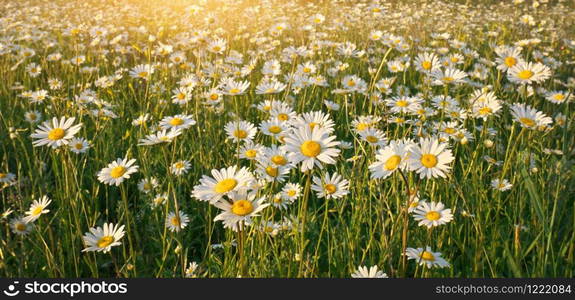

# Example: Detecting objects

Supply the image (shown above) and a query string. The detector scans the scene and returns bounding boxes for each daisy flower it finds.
[544,91,570,104]
[82,223,125,253]
[31,117,82,149]
[23,196,52,223]
[408,138,455,179]
[281,183,302,202]
[10,217,33,235]
[369,140,412,179]
[260,119,290,139]
[213,192,269,232]
[0,172,17,184]
[68,137,90,154]
[159,114,196,131]
[405,246,450,268]
[129,64,154,80]
[495,46,523,71]
[414,52,440,73]
[170,160,191,176]
[510,103,552,130]
[311,172,349,199]
[166,211,189,232]
[138,128,183,146]
[292,111,335,133]
[359,128,387,147]
[491,178,513,191]
[256,160,291,182]
[412,201,454,228]
[185,262,199,278]
[138,177,159,194]
[431,68,468,86]
[191,166,255,203]
[24,110,42,123]
[257,145,291,167]
[151,193,168,208]
[351,265,388,278]
[225,120,257,142]
[221,79,250,96]
[237,141,264,161]
[284,126,341,172]
[97,157,139,186]
[507,61,551,85]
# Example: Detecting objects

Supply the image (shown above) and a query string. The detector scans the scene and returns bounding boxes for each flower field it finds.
[0,0,574,278]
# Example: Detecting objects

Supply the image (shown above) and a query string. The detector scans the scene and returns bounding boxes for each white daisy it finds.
[166,211,189,232]
[191,166,255,203]
[412,201,453,228]
[407,138,455,179]
[284,126,340,172]
[97,157,139,186]
[31,117,82,149]
[351,265,388,278]
[82,223,125,253]
[23,196,52,223]
[405,246,450,268]
[213,192,269,232]
[311,172,349,199]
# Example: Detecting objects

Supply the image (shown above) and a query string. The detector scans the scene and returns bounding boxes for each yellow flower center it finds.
[271,155,287,165]
[442,76,454,82]
[553,94,565,101]
[265,166,278,177]
[426,211,441,221]
[303,67,311,73]
[245,149,257,158]
[171,216,181,227]
[396,100,408,107]
[110,166,127,178]
[287,190,297,197]
[517,70,533,80]
[16,223,27,231]
[277,113,289,121]
[234,129,248,139]
[138,71,148,78]
[300,140,321,157]
[31,206,43,216]
[231,199,254,216]
[229,88,240,94]
[97,236,115,248]
[504,56,517,67]
[324,183,337,194]
[444,127,456,134]
[268,125,282,134]
[356,123,369,131]
[420,251,435,261]
[214,178,237,193]
[177,93,185,100]
[519,117,536,127]
[478,107,492,115]
[74,143,83,150]
[174,162,184,169]
[422,61,432,70]
[309,122,318,130]
[210,94,219,100]
[385,155,402,171]
[47,128,65,141]
[169,118,184,126]
[421,154,438,168]
[0,173,6,179]
[366,135,379,143]
[347,80,356,87]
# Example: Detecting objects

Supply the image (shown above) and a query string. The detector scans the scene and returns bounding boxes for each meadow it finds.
[0,0,574,278]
